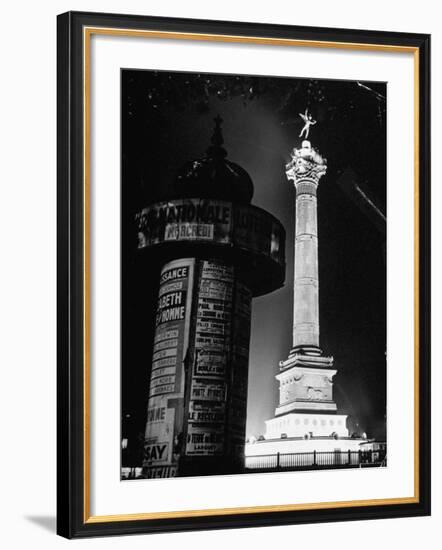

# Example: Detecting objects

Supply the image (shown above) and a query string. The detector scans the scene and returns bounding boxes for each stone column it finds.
[286,140,327,356]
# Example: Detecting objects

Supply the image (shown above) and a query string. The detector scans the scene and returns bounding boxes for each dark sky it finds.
[121,69,386,455]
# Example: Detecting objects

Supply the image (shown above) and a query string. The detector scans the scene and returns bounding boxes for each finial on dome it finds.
[174,115,254,203]
[207,114,227,158]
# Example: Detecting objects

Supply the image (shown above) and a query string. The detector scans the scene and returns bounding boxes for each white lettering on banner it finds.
[155,305,186,326]
[157,292,183,308]
[191,382,226,401]
[137,200,231,245]
[159,266,189,284]
[165,223,215,241]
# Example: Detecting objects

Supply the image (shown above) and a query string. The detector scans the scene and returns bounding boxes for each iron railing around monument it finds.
[245,449,386,471]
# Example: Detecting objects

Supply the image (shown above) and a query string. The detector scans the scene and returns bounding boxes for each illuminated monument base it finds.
[265,412,349,439]
[245,430,368,472]
[245,434,365,457]
[245,360,367,462]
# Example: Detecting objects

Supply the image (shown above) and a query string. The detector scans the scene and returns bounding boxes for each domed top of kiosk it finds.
[136,115,286,297]
[172,115,254,204]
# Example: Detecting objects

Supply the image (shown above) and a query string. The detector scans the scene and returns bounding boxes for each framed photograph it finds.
[57,11,431,538]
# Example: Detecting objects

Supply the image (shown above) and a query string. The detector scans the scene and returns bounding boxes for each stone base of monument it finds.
[265,412,349,439]
[245,436,365,456]
[245,409,370,470]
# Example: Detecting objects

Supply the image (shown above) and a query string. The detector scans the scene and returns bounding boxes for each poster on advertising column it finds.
[143,259,194,476]
[185,260,234,457]
[229,281,252,454]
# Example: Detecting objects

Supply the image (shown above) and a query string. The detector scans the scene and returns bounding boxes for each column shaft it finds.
[293,190,319,349]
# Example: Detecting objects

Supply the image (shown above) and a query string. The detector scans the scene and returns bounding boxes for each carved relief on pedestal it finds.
[278,368,334,405]
[306,387,324,400]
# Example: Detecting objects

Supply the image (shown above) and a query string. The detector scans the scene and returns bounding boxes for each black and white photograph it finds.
[0,0,434,544]
[121,69,387,480]
[54,7,430,540]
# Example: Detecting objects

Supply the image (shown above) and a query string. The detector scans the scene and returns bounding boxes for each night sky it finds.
[121,69,386,463]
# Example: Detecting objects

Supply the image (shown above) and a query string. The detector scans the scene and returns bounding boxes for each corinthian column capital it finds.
[285,140,327,189]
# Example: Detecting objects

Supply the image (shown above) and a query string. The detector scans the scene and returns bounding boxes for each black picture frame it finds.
[57,10,431,539]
